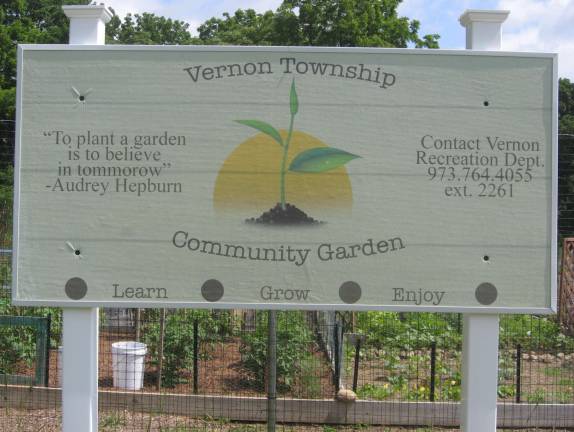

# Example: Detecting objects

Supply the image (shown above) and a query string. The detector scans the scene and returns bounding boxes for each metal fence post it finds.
[430,341,437,402]
[333,322,340,392]
[156,308,166,391]
[516,344,522,403]
[135,308,141,342]
[44,313,51,387]
[352,336,361,392]
[267,310,277,432]
[193,319,199,394]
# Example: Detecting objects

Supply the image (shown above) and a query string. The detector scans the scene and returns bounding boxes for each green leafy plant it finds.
[141,309,231,388]
[356,312,461,351]
[439,371,461,401]
[498,356,515,381]
[0,296,62,375]
[500,314,574,351]
[0,324,36,375]
[526,388,546,403]
[357,383,394,400]
[497,384,516,399]
[236,80,359,210]
[297,353,322,398]
[240,311,313,390]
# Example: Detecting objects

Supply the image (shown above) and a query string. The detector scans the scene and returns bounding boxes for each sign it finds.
[13,45,557,312]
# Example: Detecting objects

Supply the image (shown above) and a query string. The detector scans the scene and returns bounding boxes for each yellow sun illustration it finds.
[213,130,353,214]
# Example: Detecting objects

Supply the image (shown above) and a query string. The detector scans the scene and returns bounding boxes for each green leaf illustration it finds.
[289,147,360,173]
[235,120,283,147]
[290,80,298,116]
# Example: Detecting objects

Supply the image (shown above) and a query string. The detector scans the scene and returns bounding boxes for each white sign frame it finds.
[13,44,558,313]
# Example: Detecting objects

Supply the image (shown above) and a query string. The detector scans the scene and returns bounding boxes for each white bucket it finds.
[111,341,147,390]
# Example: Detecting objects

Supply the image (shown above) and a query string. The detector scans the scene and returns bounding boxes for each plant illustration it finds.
[236,80,359,215]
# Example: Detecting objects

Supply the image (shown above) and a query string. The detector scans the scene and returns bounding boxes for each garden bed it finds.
[44,329,336,400]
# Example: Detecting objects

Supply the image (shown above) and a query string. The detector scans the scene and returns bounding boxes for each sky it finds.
[103,0,574,79]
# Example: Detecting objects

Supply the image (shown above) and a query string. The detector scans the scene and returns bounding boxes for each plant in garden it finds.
[240,311,313,390]
[498,355,515,381]
[526,388,546,404]
[141,309,231,388]
[236,80,359,224]
[500,315,574,351]
[297,353,322,398]
[141,311,194,387]
[439,371,461,401]
[497,384,516,399]
[0,324,35,374]
[357,383,394,400]
[356,312,461,351]
[0,296,61,375]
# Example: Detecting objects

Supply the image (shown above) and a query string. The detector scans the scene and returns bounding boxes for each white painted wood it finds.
[60,5,111,432]
[62,5,112,45]
[62,308,99,431]
[459,10,510,50]
[12,43,554,56]
[461,315,500,431]
[459,9,509,432]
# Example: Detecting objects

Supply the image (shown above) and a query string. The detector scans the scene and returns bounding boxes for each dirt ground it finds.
[44,330,335,399]
[1,408,572,432]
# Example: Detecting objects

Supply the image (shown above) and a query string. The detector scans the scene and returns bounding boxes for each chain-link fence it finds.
[1,122,574,430]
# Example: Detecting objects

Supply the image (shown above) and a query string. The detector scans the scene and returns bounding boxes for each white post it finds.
[61,5,112,432]
[459,10,509,432]
[63,5,111,45]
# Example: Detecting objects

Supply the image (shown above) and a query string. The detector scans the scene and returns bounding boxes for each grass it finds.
[526,389,546,403]
[100,412,127,430]
[556,390,574,403]
[558,377,574,386]
[544,366,562,377]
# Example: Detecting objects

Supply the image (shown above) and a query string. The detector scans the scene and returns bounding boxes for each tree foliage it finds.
[1,0,88,122]
[560,78,574,135]
[0,1,197,121]
[0,0,441,122]
[198,0,439,48]
[559,78,574,237]
[0,0,87,89]
[106,12,196,45]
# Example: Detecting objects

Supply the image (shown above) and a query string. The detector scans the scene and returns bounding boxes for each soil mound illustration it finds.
[246,203,323,225]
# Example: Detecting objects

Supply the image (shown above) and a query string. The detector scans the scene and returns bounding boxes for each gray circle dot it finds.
[201,279,224,302]
[475,282,498,305]
[65,277,87,300]
[339,281,361,304]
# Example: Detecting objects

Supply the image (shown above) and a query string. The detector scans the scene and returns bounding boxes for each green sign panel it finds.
[13,46,557,312]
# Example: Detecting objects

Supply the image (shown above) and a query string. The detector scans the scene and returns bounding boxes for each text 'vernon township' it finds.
[183,58,397,89]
